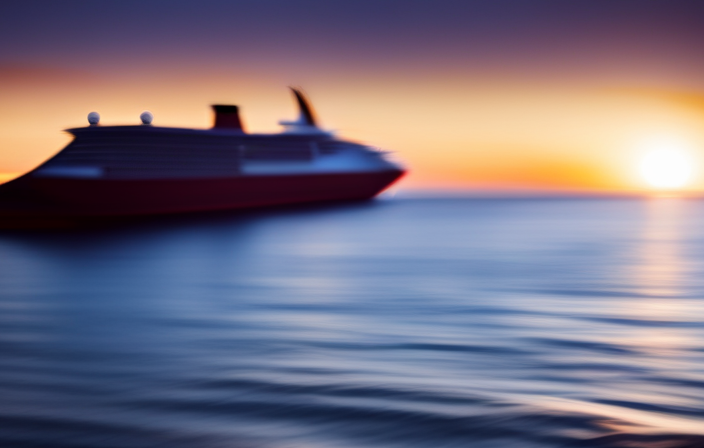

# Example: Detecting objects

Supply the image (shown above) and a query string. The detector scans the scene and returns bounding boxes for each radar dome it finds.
[87,112,100,125]
[140,111,153,125]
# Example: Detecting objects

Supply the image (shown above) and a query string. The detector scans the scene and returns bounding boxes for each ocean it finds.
[2,197,704,448]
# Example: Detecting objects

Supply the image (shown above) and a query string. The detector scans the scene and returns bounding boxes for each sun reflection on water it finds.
[634,198,689,298]
[621,199,699,359]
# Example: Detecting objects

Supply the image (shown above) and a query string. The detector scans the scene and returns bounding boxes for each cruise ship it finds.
[0,88,405,223]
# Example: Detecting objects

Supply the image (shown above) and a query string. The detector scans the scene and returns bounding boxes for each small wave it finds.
[0,414,248,448]
[525,337,638,355]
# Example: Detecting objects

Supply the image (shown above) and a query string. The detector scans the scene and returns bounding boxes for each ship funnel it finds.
[212,105,245,131]
[291,88,317,127]
[279,88,328,134]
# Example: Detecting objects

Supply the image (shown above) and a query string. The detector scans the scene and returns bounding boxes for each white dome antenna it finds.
[140,111,153,125]
[87,112,100,126]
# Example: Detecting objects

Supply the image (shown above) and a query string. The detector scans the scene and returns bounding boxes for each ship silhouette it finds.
[0,88,405,225]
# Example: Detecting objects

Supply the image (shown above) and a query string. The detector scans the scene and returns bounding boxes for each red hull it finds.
[0,170,404,220]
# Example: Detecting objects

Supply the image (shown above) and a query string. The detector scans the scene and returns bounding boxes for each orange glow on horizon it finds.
[0,172,18,184]
[1,67,704,194]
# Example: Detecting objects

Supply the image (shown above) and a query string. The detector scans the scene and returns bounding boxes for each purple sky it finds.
[2,0,703,87]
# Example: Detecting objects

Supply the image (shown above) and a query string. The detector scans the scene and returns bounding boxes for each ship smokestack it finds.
[212,105,245,131]
[291,88,318,127]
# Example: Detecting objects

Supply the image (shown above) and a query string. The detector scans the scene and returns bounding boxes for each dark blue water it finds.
[2,198,704,448]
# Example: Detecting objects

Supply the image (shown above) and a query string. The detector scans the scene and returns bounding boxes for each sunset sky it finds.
[2,0,704,193]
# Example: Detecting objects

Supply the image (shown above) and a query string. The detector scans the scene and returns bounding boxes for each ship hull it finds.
[0,170,404,221]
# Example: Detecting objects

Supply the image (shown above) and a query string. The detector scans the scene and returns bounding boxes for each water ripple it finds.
[2,198,704,447]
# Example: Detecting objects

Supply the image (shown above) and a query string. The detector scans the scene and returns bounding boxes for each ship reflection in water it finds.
[2,198,704,447]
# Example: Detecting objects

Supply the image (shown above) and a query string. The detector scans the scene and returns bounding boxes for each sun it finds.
[638,138,693,190]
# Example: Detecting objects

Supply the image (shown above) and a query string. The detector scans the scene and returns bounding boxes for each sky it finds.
[2,0,704,193]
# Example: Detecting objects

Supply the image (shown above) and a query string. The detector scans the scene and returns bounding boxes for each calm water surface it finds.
[2,198,704,448]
